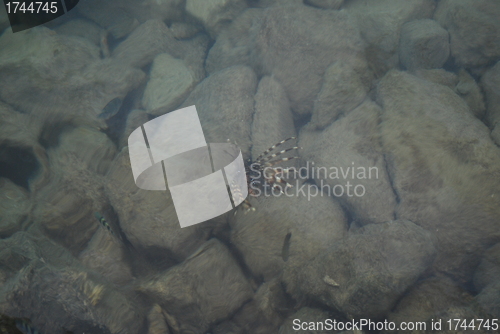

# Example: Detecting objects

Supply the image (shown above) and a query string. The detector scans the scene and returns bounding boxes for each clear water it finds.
[0,0,499,333]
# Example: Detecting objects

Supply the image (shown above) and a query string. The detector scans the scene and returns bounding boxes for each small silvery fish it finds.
[281,232,292,262]
[98,97,122,120]
[94,212,114,235]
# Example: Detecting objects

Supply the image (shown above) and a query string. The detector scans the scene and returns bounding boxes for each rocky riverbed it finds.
[0,0,499,333]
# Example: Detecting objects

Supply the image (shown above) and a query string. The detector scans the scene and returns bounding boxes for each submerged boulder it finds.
[284,220,436,319]
[0,232,143,334]
[138,239,253,334]
[231,188,347,282]
[300,100,396,225]
[207,4,365,117]
[435,0,500,68]
[378,70,500,283]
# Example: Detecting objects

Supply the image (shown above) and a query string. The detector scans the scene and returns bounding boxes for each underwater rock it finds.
[181,65,256,159]
[186,0,247,38]
[112,19,208,82]
[475,281,500,319]
[399,19,450,71]
[378,70,500,283]
[252,279,289,326]
[32,127,116,254]
[0,178,30,238]
[205,8,263,75]
[0,28,145,129]
[207,4,364,116]
[231,186,347,282]
[0,232,142,334]
[481,61,500,145]
[142,53,197,117]
[176,34,211,83]
[54,18,105,47]
[434,0,500,68]
[77,0,184,39]
[0,232,73,277]
[278,307,330,334]
[112,19,177,68]
[455,69,486,120]
[284,220,436,319]
[79,225,133,286]
[473,243,500,293]
[251,76,297,163]
[0,263,142,334]
[77,0,139,39]
[138,239,253,334]
[345,0,435,73]
[309,59,371,129]
[105,147,210,262]
[387,276,474,332]
[474,250,500,319]
[147,304,171,334]
[229,279,289,334]
[414,68,487,121]
[255,4,364,117]
[300,100,397,225]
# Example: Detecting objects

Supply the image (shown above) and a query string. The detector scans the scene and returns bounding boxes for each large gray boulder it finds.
[228,279,289,334]
[230,187,347,282]
[345,0,435,74]
[435,0,500,68]
[112,19,209,82]
[207,4,365,117]
[309,59,372,129]
[455,69,486,120]
[0,28,145,129]
[32,127,117,253]
[138,239,253,334]
[78,0,184,38]
[181,65,257,160]
[387,276,474,332]
[78,227,134,286]
[54,19,105,47]
[399,19,450,71]
[104,148,210,262]
[284,220,436,319]
[378,70,500,283]
[142,53,197,117]
[251,76,297,162]
[300,100,397,225]
[475,281,500,319]
[186,0,247,37]
[0,232,143,334]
